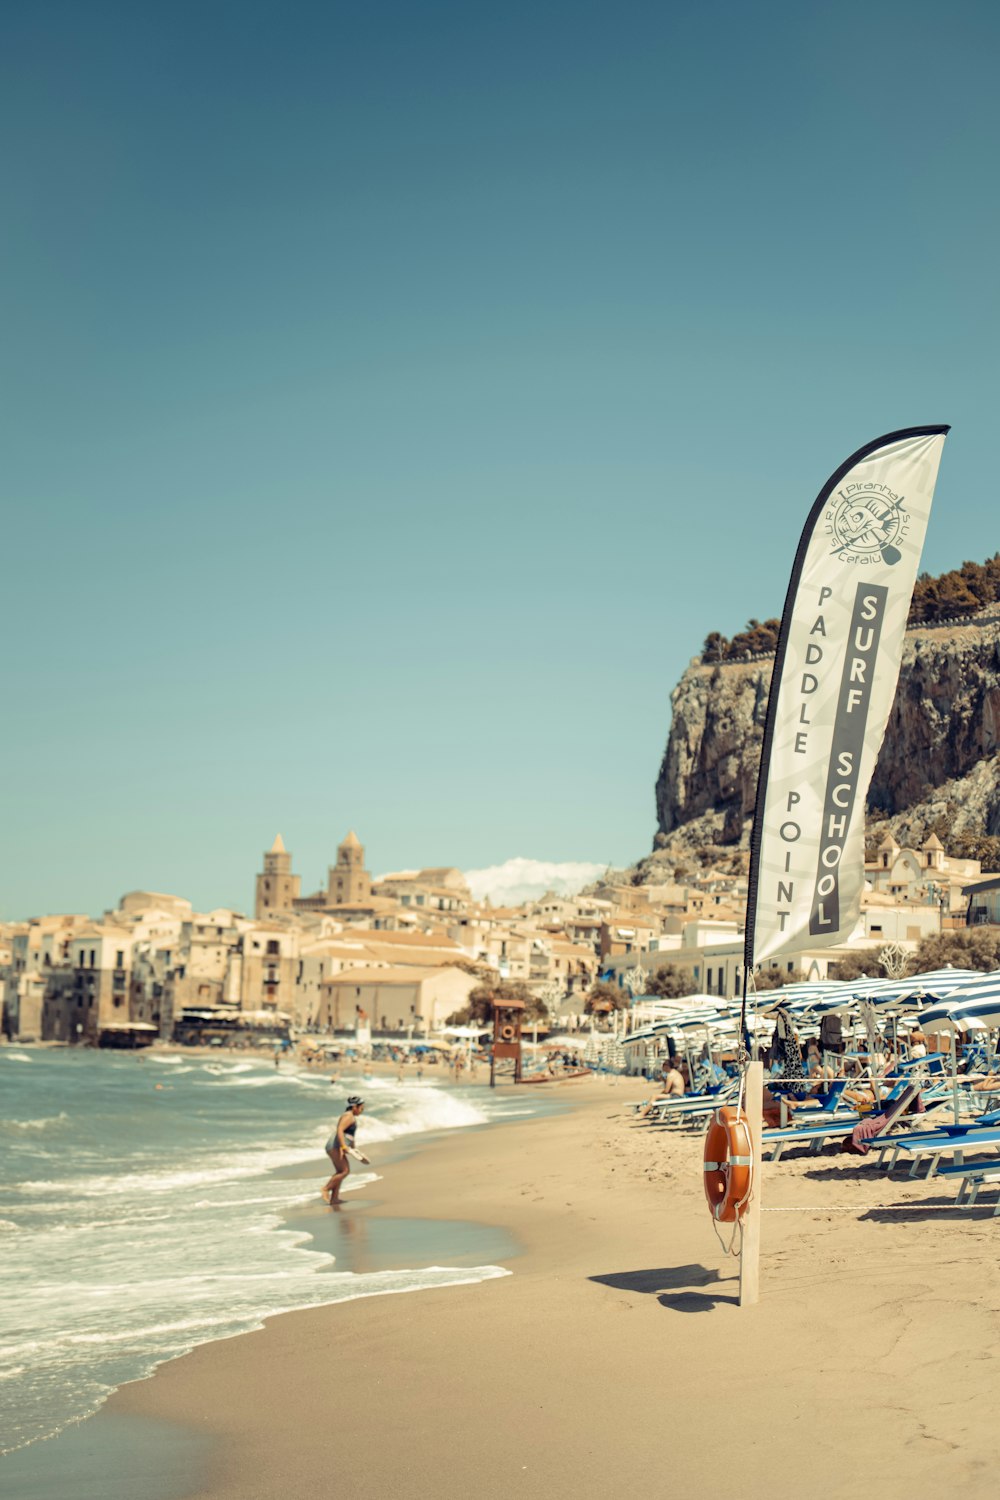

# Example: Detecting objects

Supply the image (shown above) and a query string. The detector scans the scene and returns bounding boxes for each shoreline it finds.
[0,1062,586,1496]
[108,1076,1000,1499]
[10,1073,1000,1497]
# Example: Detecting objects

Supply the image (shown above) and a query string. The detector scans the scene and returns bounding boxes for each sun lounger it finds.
[636,1081,739,1124]
[647,1091,739,1127]
[935,1157,1000,1212]
[872,1107,1000,1174]
[630,1079,730,1116]
[895,1054,947,1079]
[763,1117,862,1161]
[765,1083,927,1162]
[878,1126,1000,1179]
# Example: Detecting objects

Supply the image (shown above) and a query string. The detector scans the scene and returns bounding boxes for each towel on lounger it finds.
[841,1086,925,1154]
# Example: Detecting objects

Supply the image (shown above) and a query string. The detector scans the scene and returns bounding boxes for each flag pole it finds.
[737,963,763,1307]
[739,1057,763,1307]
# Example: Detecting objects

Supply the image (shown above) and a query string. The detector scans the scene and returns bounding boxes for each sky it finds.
[2,1,999,919]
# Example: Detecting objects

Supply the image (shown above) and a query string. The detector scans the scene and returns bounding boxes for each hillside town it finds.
[4,827,1000,1048]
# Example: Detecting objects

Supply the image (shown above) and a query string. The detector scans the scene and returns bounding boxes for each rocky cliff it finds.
[650,613,1000,869]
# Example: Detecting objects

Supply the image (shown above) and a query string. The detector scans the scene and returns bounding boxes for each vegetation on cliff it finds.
[701,554,1000,662]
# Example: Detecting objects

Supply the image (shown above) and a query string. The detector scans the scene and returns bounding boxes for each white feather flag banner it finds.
[745,426,949,968]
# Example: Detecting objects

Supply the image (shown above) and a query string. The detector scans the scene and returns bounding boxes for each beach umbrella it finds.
[853,969,981,1010]
[917,971,1000,1032]
[752,981,844,1005]
[915,972,1000,1121]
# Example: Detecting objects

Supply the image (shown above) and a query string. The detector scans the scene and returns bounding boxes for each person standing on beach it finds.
[323,1096,367,1206]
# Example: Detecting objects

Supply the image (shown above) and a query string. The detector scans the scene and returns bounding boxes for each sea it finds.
[0,1046,547,1461]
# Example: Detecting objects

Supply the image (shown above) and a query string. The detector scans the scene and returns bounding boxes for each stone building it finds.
[42,925,136,1042]
[164,909,246,1019]
[255,835,302,918]
[293,831,398,923]
[2,915,89,1040]
[866,832,983,914]
[238,922,299,1014]
[326,830,371,906]
[373,867,471,914]
[316,964,479,1033]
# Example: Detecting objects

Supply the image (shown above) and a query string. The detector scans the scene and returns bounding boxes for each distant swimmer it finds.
[323,1096,369,1206]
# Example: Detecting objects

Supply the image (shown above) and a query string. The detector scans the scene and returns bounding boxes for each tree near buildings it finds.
[645,964,697,999]
[537,980,566,1017]
[828,952,887,982]
[583,981,628,1016]
[446,979,544,1027]
[750,967,809,991]
[912,928,1000,974]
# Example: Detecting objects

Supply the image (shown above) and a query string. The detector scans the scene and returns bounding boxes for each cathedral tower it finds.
[326,830,372,906]
[255,834,301,918]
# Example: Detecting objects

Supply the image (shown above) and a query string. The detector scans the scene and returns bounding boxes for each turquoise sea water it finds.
[0,1047,543,1458]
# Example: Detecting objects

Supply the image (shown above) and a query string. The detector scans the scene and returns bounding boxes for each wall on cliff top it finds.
[654,617,1000,852]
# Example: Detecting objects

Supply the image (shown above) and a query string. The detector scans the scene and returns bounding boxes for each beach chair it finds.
[645,1085,739,1126]
[762,1079,856,1128]
[895,1054,947,1080]
[630,1077,728,1116]
[880,1124,1000,1180]
[638,1077,738,1120]
[764,1083,925,1162]
[874,1107,1000,1174]
[841,1084,929,1156]
[763,1117,861,1161]
[935,1157,1000,1213]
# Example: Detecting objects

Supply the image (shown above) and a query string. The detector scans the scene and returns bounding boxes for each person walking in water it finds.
[323,1096,367,1206]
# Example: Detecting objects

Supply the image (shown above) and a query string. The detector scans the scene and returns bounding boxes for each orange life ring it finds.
[703,1105,753,1223]
[500,1024,516,1042]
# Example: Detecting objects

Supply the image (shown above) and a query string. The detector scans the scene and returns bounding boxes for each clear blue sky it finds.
[3,1,998,919]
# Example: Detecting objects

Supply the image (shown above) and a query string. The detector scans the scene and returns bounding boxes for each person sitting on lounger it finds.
[843,1053,899,1110]
[639,1061,686,1116]
[761,1081,832,1128]
[805,1041,835,1083]
[658,1060,685,1097]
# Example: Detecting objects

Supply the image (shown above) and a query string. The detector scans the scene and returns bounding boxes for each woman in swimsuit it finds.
[323,1095,366,1205]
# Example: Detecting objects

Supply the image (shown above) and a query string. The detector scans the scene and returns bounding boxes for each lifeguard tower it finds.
[489,997,524,1087]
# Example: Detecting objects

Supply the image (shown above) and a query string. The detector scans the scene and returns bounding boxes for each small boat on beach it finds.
[520,1067,592,1084]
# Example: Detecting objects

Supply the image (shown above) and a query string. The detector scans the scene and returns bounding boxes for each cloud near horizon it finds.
[463,857,607,907]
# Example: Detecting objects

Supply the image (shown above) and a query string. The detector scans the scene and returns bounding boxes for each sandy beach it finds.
[81,1075,999,1500]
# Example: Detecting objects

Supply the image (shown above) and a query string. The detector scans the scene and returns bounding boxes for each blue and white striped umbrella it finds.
[830,968,981,1012]
[748,981,844,1006]
[797,971,978,1025]
[917,970,1000,1032]
[744,983,846,1020]
[749,969,980,1020]
[625,1007,727,1041]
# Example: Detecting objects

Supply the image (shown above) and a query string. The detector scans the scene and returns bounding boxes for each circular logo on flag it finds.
[825,486,909,566]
